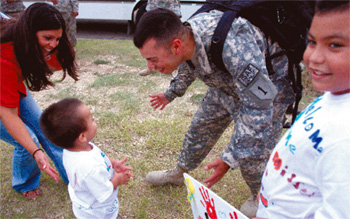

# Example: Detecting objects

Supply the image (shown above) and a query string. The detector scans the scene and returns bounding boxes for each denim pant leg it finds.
[0,118,41,193]
[19,92,68,184]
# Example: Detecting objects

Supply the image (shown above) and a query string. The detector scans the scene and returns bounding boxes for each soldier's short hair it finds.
[133,8,186,49]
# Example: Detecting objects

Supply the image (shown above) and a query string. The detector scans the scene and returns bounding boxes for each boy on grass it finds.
[40,98,134,219]
[254,0,350,218]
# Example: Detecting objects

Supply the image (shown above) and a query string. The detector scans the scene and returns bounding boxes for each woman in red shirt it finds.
[0,3,78,199]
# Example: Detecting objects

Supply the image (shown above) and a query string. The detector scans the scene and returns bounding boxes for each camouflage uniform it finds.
[147,0,181,17]
[164,10,295,195]
[0,0,25,19]
[53,0,78,46]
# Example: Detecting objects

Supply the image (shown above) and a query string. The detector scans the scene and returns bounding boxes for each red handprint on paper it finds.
[199,186,217,219]
[229,212,238,219]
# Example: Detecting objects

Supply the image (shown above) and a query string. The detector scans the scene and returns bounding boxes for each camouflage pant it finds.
[177,80,294,195]
[61,12,77,47]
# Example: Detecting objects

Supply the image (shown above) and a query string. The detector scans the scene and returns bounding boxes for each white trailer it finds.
[23,0,205,34]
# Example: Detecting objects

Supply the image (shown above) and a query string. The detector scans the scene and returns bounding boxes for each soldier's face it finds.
[139,38,182,74]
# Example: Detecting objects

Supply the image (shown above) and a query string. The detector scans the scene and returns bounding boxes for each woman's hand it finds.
[0,106,60,182]
[33,150,60,182]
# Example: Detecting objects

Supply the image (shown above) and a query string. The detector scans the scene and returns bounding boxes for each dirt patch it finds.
[33,55,147,108]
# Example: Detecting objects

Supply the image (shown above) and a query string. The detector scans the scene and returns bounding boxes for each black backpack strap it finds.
[190,1,243,18]
[292,63,302,124]
[210,10,238,73]
[191,1,263,73]
[283,58,303,129]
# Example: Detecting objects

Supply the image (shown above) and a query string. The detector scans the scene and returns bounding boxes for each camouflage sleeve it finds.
[0,0,25,12]
[146,0,181,17]
[71,0,78,12]
[55,0,75,12]
[220,18,277,166]
[164,62,196,102]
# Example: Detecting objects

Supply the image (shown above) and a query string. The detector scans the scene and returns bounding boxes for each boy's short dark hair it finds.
[40,98,87,149]
[133,8,186,48]
[315,0,349,14]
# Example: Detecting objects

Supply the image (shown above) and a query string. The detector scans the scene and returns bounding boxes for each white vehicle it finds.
[23,0,205,34]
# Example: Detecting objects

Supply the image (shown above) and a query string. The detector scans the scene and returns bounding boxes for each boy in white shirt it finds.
[254,1,350,218]
[40,98,134,219]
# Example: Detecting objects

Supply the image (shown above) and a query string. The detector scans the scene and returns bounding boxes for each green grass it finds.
[76,40,145,68]
[93,59,111,65]
[0,39,319,218]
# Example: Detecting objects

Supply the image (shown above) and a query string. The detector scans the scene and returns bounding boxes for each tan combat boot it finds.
[138,69,157,76]
[145,166,187,186]
[240,195,258,218]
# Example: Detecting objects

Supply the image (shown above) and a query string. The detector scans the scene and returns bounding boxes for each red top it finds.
[0,42,62,109]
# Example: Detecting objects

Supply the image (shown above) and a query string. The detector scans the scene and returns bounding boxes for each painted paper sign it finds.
[184,173,248,219]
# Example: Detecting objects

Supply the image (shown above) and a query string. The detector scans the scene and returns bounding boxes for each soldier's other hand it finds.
[203,158,229,188]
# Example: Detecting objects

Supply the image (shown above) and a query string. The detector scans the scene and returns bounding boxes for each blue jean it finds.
[0,91,68,193]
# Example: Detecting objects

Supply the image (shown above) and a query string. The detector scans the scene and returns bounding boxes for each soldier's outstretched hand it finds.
[149,93,170,110]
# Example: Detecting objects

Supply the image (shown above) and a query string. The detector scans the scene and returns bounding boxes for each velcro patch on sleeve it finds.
[248,75,276,100]
[238,64,277,106]
[238,64,259,86]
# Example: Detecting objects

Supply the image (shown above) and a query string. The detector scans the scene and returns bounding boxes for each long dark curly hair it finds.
[1,2,78,91]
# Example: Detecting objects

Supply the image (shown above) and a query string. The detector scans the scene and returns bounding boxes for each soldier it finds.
[133,8,295,217]
[147,0,181,17]
[51,0,79,47]
[0,0,25,19]
[137,0,181,76]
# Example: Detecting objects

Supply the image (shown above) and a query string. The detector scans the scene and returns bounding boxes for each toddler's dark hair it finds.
[40,98,87,148]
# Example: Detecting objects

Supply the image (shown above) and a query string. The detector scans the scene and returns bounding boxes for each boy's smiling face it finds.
[303,9,350,95]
